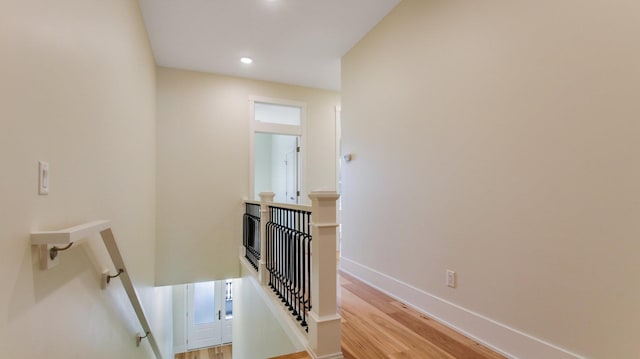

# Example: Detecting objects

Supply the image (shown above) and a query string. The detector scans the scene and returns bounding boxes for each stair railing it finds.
[243,201,262,270]
[31,220,163,359]
[242,191,343,358]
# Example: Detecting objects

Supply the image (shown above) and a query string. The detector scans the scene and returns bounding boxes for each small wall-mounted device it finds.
[446,269,456,288]
[342,154,353,162]
[39,161,49,195]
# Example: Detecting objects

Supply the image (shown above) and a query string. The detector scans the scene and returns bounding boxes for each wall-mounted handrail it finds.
[31,220,112,245]
[31,221,163,359]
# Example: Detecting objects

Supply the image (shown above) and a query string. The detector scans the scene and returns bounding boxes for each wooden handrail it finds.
[31,221,163,359]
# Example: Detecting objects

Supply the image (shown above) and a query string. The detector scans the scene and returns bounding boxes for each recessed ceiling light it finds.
[240,57,253,64]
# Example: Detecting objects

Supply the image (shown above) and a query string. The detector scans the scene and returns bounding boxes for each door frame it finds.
[335,106,341,251]
[284,138,300,204]
[249,95,307,203]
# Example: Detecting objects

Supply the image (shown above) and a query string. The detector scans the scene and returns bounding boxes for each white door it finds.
[254,133,300,203]
[187,280,233,350]
[221,279,233,344]
[250,99,304,203]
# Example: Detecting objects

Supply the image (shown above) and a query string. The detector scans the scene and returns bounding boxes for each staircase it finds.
[241,191,343,359]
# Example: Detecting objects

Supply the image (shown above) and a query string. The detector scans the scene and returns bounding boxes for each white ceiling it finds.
[137,0,400,91]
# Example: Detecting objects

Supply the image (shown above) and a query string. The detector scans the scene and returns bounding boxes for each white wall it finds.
[254,134,273,199]
[172,284,188,353]
[152,285,174,359]
[155,67,340,285]
[341,0,640,358]
[232,275,302,359]
[0,0,172,358]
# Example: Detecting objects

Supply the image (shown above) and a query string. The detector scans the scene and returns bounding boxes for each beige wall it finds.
[0,0,172,358]
[341,0,640,358]
[155,67,340,285]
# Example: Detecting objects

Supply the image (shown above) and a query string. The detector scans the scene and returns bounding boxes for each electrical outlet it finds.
[446,270,456,288]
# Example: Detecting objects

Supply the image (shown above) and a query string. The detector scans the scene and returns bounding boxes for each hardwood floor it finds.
[275,270,505,358]
[179,270,505,359]
[175,344,232,359]
[269,351,311,359]
[338,271,505,359]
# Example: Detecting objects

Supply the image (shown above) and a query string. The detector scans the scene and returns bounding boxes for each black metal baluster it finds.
[272,207,277,291]
[267,206,272,287]
[293,210,300,319]
[276,207,282,298]
[304,211,312,330]
[289,210,296,311]
[285,208,292,308]
[279,207,285,300]
[301,210,307,324]
[268,206,271,284]
[275,207,280,293]
[242,203,261,271]
[260,205,313,331]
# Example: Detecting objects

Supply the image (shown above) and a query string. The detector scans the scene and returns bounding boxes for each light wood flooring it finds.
[181,270,505,359]
[269,351,310,359]
[175,344,232,359]
[338,271,505,359]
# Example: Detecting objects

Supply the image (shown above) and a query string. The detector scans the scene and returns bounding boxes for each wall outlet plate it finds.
[446,270,456,288]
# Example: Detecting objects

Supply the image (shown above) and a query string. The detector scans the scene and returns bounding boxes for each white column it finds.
[258,192,275,286]
[308,190,343,359]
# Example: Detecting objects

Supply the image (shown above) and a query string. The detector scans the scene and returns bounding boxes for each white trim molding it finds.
[339,257,584,359]
[248,95,308,203]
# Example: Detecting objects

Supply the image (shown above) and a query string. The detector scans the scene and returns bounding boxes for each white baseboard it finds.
[339,257,583,359]
[310,351,344,359]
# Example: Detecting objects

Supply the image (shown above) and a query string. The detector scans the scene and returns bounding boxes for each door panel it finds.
[254,133,300,203]
[186,280,233,349]
[222,279,233,344]
[187,282,221,349]
[285,148,298,204]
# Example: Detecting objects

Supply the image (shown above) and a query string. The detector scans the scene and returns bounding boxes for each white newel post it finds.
[258,192,275,286]
[308,190,343,359]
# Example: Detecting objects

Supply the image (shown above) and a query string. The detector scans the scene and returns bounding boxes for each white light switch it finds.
[39,161,49,195]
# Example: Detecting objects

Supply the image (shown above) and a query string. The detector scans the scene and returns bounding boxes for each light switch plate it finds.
[39,161,49,195]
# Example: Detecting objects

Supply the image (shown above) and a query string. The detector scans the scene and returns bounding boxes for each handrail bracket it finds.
[101,268,125,289]
[136,331,150,347]
[49,242,73,260]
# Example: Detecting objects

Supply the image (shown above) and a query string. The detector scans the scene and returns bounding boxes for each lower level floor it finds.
[175,344,232,359]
